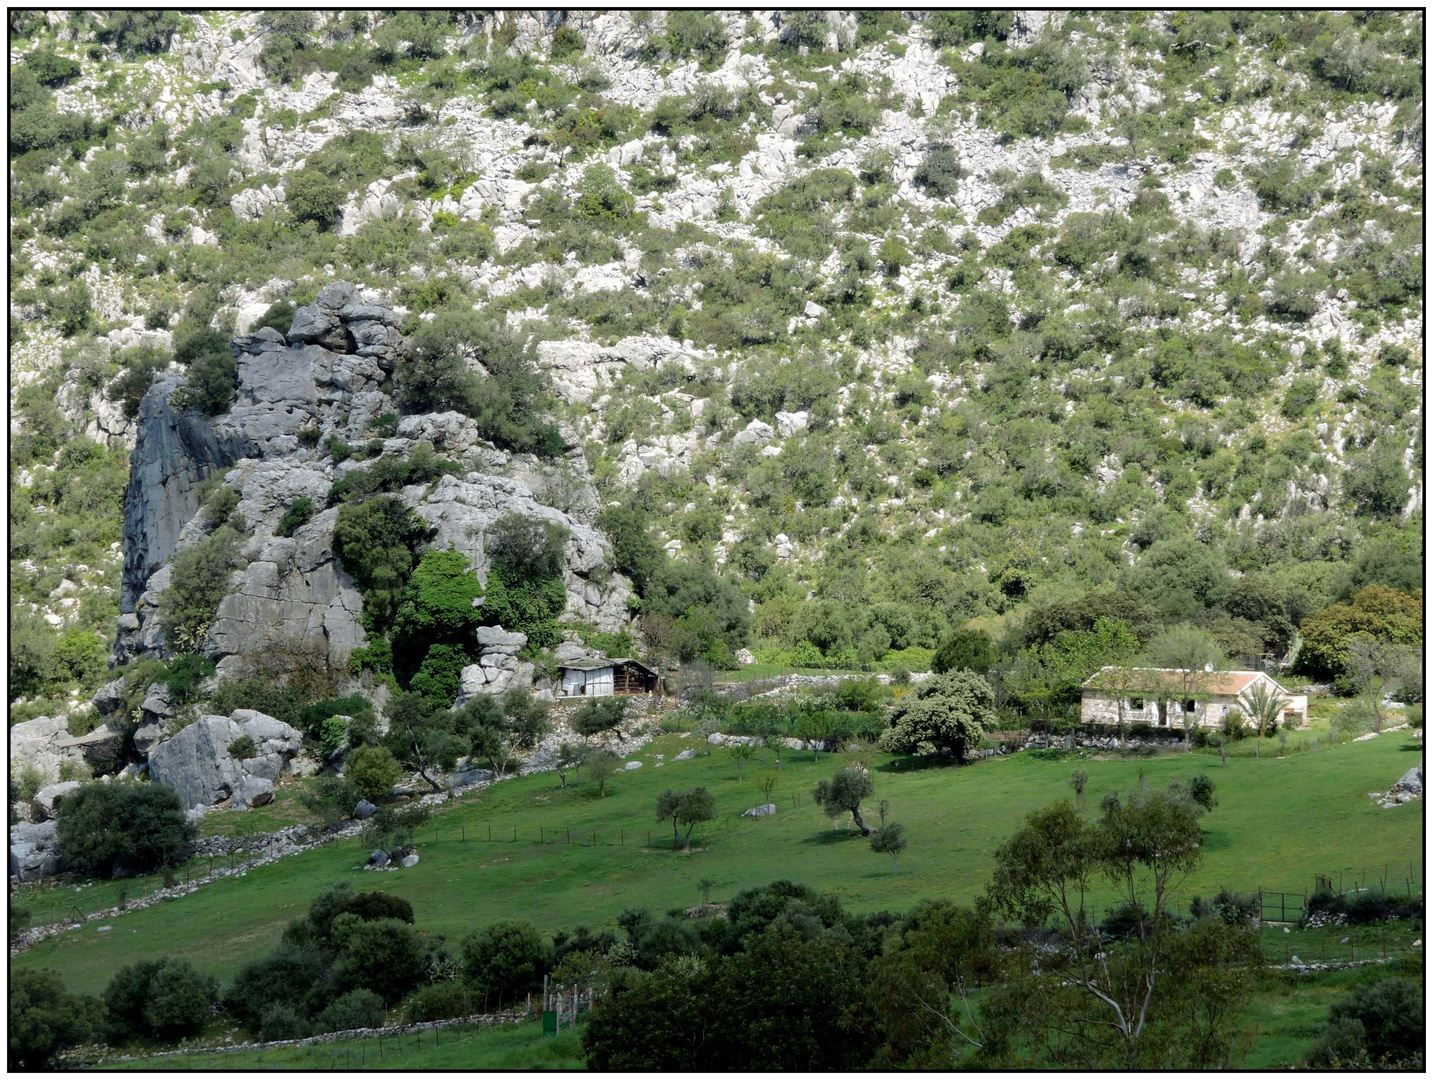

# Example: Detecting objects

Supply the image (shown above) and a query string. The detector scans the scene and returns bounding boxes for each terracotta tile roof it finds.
[1082,667,1294,697]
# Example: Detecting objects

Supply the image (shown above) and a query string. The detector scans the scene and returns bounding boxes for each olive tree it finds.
[812,766,876,836]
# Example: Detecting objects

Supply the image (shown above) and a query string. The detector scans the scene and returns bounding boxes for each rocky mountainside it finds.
[8,10,1424,724]
[115,282,632,679]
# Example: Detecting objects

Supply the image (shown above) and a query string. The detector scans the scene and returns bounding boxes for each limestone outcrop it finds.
[114,284,635,677]
[147,710,304,810]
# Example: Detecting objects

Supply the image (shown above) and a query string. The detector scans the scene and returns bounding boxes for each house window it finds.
[1184,699,1196,713]
[1129,698,1144,711]
[1221,705,1230,717]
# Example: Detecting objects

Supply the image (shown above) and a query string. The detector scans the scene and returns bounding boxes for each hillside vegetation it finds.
[7,10,1424,713]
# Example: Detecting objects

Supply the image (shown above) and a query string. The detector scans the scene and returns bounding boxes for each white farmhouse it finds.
[1080,668,1309,730]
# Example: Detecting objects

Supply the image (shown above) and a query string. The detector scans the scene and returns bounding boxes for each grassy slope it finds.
[105,1019,585,1071]
[15,731,1422,996]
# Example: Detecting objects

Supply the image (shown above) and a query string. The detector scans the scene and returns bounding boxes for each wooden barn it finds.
[558,657,661,698]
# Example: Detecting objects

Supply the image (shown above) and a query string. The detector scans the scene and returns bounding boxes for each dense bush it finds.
[1305,977,1423,1068]
[347,745,403,801]
[155,525,242,652]
[9,969,102,1069]
[332,496,431,634]
[104,958,218,1042]
[54,781,196,877]
[460,920,551,1009]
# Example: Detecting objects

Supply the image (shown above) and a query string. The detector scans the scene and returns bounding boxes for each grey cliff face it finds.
[116,282,633,675]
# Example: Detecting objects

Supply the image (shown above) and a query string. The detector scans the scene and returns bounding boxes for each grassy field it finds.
[13,728,1423,997]
[101,1019,584,1070]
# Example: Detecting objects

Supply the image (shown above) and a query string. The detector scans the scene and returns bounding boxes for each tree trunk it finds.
[850,806,872,836]
[672,818,681,846]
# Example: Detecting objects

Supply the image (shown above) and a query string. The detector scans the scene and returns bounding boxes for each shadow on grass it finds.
[800,829,865,846]
[873,755,965,775]
[1398,742,1422,752]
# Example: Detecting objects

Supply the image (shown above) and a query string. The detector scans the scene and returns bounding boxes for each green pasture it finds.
[102,1019,584,1070]
[14,729,1423,996]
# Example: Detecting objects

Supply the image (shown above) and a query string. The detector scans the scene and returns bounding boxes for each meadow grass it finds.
[101,1019,584,1070]
[14,729,1422,996]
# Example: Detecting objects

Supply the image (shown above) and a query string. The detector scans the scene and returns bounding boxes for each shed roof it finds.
[1082,667,1294,697]
[559,656,659,676]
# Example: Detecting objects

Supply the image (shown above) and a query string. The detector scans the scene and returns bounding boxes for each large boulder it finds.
[9,716,70,786]
[9,820,64,881]
[32,782,82,821]
[148,711,304,810]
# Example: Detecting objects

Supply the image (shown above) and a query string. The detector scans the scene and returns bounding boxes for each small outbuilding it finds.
[558,657,661,698]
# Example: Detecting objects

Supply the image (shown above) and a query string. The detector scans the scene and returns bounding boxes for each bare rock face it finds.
[147,710,304,810]
[114,283,635,678]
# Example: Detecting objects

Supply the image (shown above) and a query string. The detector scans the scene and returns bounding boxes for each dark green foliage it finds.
[550,23,586,60]
[171,322,237,416]
[373,11,452,62]
[286,168,346,230]
[573,697,629,738]
[1307,978,1423,1068]
[486,512,569,579]
[332,917,426,1005]
[396,305,561,455]
[813,765,876,834]
[460,921,551,1007]
[275,496,315,538]
[479,565,568,650]
[642,560,752,664]
[54,782,196,877]
[913,147,962,199]
[222,942,328,1035]
[155,525,242,652]
[932,627,997,674]
[315,988,385,1033]
[326,442,460,503]
[339,891,415,925]
[405,981,472,1023]
[332,496,431,633]
[107,346,170,419]
[596,505,663,595]
[104,958,217,1043]
[227,734,257,760]
[347,745,402,801]
[98,10,184,55]
[25,48,82,87]
[880,670,995,763]
[661,11,729,67]
[9,968,102,1069]
[582,916,881,1069]
[927,10,1013,47]
[252,300,296,337]
[390,548,482,692]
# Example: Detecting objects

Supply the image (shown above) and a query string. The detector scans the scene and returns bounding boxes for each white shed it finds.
[561,662,615,698]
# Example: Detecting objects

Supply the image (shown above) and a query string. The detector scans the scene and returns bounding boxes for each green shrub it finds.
[405,980,473,1023]
[9,969,102,1069]
[286,168,347,230]
[104,958,217,1043]
[54,782,196,877]
[550,23,586,59]
[912,147,962,199]
[662,11,729,68]
[275,497,316,537]
[332,496,431,633]
[98,10,185,55]
[347,745,403,801]
[332,917,426,1004]
[227,734,258,759]
[25,48,82,88]
[315,988,386,1033]
[460,920,550,1008]
[156,525,242,652]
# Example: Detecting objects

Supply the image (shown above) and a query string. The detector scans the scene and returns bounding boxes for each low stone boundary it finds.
[69,1010,528,1065]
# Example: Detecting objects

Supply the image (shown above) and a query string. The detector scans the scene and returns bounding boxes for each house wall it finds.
[560,668,614,697]
[1082,686,1310,729]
